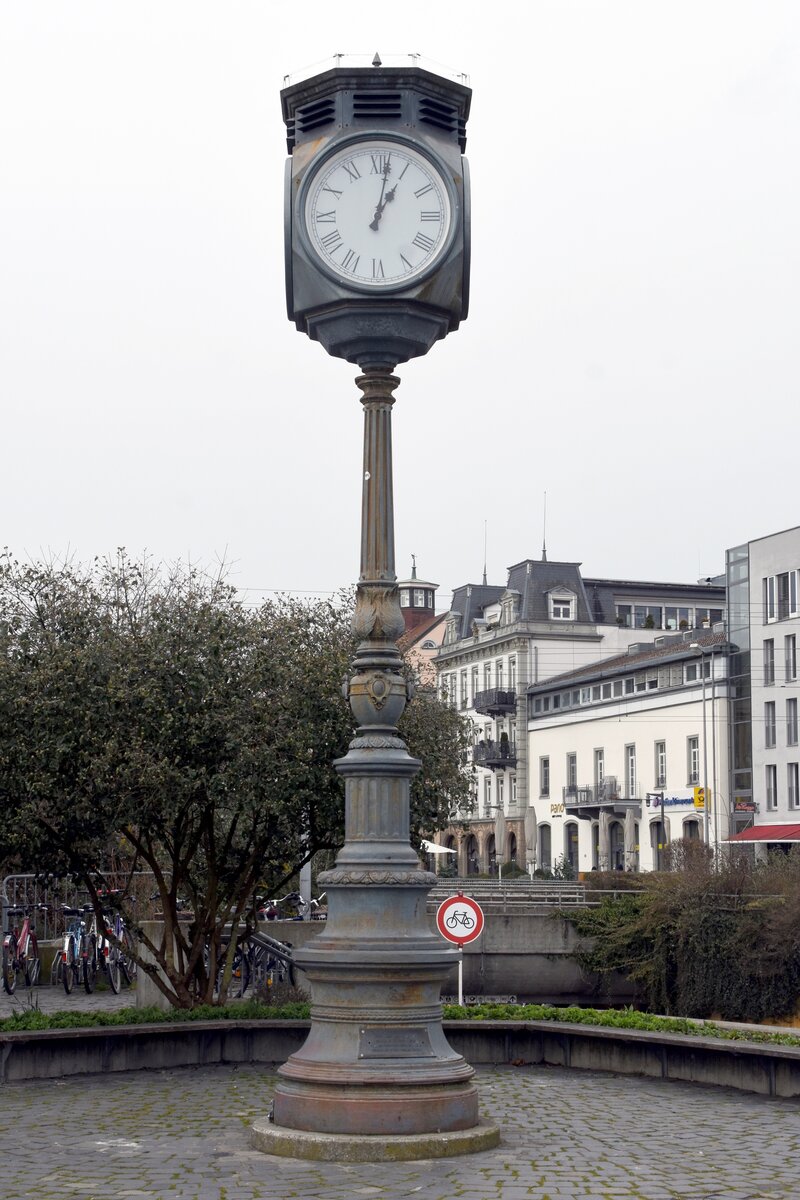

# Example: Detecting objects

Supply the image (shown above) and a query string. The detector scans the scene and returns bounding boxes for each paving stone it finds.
[0,1062,798,1199]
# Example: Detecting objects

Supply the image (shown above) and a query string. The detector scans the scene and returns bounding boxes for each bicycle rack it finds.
[249,930,299,971]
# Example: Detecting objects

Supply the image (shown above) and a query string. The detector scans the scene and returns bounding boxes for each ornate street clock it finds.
[282,60,471,368]
[260,61,494,1160]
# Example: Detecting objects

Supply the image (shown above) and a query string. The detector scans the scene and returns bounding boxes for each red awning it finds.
[725,824,800,843]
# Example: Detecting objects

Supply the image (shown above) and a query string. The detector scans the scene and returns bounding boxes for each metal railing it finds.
[473,688,517,716]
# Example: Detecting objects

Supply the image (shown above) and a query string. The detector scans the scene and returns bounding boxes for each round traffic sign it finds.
[436,894,485,945]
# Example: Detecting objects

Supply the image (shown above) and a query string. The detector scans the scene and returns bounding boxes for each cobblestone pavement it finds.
[0,1062,796,1200]
[0,981,135,1017]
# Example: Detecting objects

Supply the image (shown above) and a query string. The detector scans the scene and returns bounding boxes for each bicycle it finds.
[98,891,137,993]
[445,911,475,931]
[60,906,89,995]
[2,905,45,994]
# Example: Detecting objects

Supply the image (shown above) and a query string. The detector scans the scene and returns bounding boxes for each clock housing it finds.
[281,64,471,369]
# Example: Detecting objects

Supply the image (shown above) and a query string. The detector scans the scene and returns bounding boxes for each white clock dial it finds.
[303,140,453,289]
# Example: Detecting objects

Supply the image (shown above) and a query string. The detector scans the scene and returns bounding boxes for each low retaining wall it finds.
[2,1019,799,1099]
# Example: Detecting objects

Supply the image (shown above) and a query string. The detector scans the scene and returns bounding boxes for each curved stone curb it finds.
[250,1115,501,1161]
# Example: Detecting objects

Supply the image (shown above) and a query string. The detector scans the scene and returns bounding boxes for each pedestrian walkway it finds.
[0,982,134,1017]
[0,1060,795,1200]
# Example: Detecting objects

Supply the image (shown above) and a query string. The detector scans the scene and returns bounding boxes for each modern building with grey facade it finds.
[726,525,800,854]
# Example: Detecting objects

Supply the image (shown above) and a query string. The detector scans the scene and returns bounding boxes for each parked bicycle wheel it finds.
[120,929,137,986]
[106,941,122,994]
[50,947,64,988]
[22,936,41,987]
[63,936,78,994]
[2,935,22,995]
[217,947,251,999]
[82,934,98,994]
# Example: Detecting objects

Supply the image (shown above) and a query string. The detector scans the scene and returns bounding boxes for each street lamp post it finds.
[691,643,711,849]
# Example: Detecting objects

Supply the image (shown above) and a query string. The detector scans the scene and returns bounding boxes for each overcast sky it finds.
[2,2,798,611]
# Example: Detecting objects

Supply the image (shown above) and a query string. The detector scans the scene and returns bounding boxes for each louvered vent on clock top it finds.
[352,92,403,120]
[296,97,337,135]
[418,97,466,148]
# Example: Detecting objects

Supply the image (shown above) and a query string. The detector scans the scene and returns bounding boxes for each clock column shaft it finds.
[267,368,485,1147]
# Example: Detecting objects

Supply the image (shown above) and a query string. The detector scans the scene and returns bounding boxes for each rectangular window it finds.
[777,573,791,621]
[789,763,799,810]
[634,605,663,630]
[602,683,611,699]
[625,745,637,798]
[551,597,574,620]
[414,588,425,607]
[484,663,491,691]
[511,775,517,805]
[665,606,691,631]
[688,736,700,785]
[764,576,776,623]
[616,604,632,628]
[399,589,410,607]
[471,666,479,700]
[533,697,542,714]
[685,662,698,682]
[581,687,591,704]
[566,753,577,791]
[497,775,504,811]
[460,670,468,709]
[624,677,635,694]
[508,657,516,689]
[765,701,777,748]
[787,698,798,747]
[764,639,775,685]
[540,757,550,798]
[791,570,798,617]
[496,660,503,689]
[655,741,667,788]
[594,748,604,788]
[483,775,492,817]
[592,685,601,701]
[613,680,623,697]
[786,635,797,682]
[766,764,778,810]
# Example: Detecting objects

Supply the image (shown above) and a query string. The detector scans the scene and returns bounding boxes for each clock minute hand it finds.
[368,157,392,231]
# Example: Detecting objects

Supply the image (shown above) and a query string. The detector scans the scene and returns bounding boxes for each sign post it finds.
[436,894,485,1006]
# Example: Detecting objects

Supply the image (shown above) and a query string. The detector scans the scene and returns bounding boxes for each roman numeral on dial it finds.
[315,210,336,223]
[372,259,385,279]
[420,211,441,222]
[320,230,342,251]
[412,232,435,252]
[341,160,361,182]
[322,185,342,200]
[341,249,360,272]
[370,154,391,175]
[414,183,433,198]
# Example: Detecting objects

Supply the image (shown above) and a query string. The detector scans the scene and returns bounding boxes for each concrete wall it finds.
[254,912,631,1006]
[3,1019,799,1100]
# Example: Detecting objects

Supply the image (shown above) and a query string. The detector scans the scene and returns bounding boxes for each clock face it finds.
[303,139,453,289]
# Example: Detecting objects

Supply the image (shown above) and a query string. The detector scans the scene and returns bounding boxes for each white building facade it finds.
[432,558,725,873]
[527,632,730,874]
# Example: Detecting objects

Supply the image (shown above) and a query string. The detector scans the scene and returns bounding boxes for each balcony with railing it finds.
[473,738,517,770]
[562,777,637,817]
[473,688,517,717]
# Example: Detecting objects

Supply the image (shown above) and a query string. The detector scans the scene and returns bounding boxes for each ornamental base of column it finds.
[266,875,484,1142]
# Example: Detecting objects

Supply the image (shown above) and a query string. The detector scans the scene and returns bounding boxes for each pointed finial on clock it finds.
[372,51,382,67]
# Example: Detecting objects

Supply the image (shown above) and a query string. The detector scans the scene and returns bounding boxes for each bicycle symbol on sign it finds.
[445,910,475,931]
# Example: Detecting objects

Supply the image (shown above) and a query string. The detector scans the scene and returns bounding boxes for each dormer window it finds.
[400,589,410,607]
[549,591,576,621]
